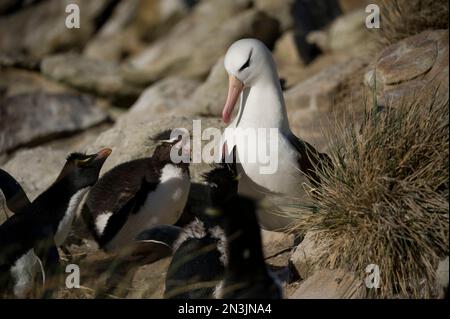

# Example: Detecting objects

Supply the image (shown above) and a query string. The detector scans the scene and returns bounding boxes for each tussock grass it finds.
[289,89,449,298]
[378,0,449,47]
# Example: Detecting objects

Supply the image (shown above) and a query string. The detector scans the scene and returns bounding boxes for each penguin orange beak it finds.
[94,148,112,161]
[222,75,244,124]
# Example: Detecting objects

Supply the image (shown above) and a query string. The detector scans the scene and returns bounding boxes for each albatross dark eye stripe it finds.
[239,49,253,71]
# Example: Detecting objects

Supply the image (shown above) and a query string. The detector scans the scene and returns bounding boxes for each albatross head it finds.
[222,38,279,123]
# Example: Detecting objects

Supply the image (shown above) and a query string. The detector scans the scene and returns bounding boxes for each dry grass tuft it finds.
[377,0,449,48]
[290,89,449,298]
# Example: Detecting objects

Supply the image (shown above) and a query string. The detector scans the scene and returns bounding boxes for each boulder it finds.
[183,57,228,117]
[365,30,449,108]
[274,31,304,67]
[262,230,295,258]
[290,268,365,299]
[262,230,295,268]
[122,77,200,124]
[0,92,110,154]
[122,0,280,85]
[41,53,142,107]
[0,147,67,201]
[307,9,373,56]
[289,231,328,280]
[0,0,115,58]
[285,57,367,112]
[0,68,70,97]
[84,0,189,62]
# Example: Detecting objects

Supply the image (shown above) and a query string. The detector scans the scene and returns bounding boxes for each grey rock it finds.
[122,0,279,85]
[41,53,142,107]
[365,30,449,108]
[84,0,189,62]
[183,57,228,117]
[0,92,109,154]
[0,0,115,58]
[290,269,365,299]
[122,76,200,124]
[0,68,70,98]
[1,147,67,201]
[290,231,329,280]
[285,57,367,112]
[307,9,373,55]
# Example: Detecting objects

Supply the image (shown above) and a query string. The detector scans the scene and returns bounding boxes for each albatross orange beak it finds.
[222,75,244,124]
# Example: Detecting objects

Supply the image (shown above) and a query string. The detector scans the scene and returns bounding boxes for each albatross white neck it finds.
[236,73,290,133]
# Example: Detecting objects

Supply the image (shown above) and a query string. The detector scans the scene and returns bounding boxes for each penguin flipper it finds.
[136,225,182,249]
[0,169,31,214]
[34,238,60,298]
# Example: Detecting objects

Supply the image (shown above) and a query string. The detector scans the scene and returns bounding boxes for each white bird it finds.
[221,38,330,231]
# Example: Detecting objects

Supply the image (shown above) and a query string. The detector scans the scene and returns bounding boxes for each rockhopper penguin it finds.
[82,136,191,257]
[137,161,238,299]
[0,148,111,298]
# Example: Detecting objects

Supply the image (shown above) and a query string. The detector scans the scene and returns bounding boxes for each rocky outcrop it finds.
[123,77,200,124]
[41,53,142,107]
[0,147,67,201]
[307,9,373,56]
[285,57,367,112]
[290,268,365,299]
[183,57,228,117]
[365,30,449,108]
[122,0,279,84]
[0,92,109,154]
[0,68,70,97]
[0,0,116,58]
[289,231,329,280]
[84,0,190,62]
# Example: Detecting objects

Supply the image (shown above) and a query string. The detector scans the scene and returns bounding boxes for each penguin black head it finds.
[55,148,112,190]
[152,134,190,171]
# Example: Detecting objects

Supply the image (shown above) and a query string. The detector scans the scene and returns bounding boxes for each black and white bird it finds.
[0,168,31,216]
[139,152,281,299]
[0,149,111,298]
[136,161,238,299]
[221,38,330,231]
[82,137,191,256]
[212,196,282,299]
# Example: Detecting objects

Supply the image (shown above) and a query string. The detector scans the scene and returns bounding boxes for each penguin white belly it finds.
[10,249,39,298]
[105,165,190,252]
[54,187,89,246]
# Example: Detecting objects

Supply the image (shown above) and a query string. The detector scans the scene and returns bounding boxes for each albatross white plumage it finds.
[221,38,329,231]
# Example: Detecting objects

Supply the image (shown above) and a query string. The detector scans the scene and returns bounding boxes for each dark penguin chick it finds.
[0,149,111,298]
[213,197,283,299]
[137,219,226,299]
[136,159,239,299]
[0,169,31,215]
[82,136,190,256]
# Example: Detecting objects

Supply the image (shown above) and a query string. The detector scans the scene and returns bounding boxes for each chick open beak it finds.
[222,75,244,124]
